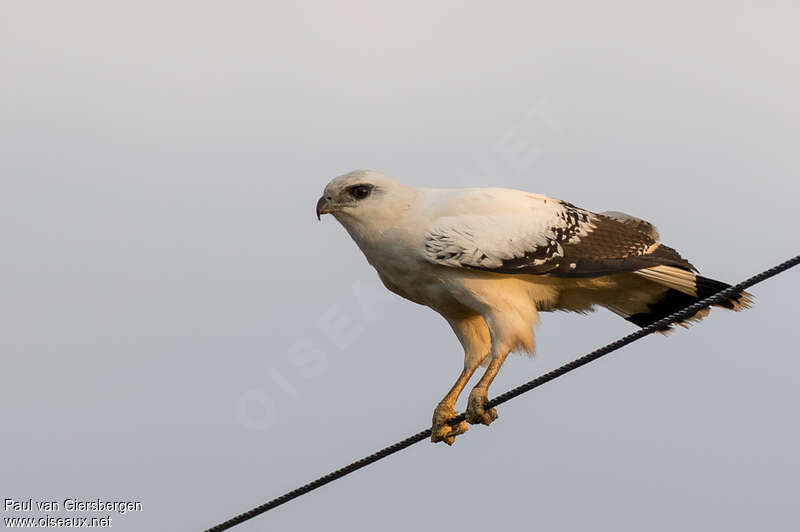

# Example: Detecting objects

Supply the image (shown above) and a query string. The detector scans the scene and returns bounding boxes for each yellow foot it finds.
[465,388,498,426]
[430,402,469,445]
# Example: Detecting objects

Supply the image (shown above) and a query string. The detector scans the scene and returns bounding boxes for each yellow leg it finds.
[431,314,491,445]
[431,365,478,445]
[465,350,510,426]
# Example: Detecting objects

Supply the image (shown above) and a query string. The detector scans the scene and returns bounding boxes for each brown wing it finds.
[469,205,696,277]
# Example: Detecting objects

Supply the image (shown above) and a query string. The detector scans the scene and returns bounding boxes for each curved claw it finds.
[431,420,469,445]
[465,390,499,426]
[431,403,469,445]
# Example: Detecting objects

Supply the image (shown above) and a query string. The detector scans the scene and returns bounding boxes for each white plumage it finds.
[316,170,752,445]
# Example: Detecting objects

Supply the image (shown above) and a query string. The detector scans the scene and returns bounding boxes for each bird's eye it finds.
[349,185,371,200]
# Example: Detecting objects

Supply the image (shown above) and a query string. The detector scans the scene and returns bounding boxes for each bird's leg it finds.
[431,366,477,445]
[465,350,509,426]
[431,315,491,445]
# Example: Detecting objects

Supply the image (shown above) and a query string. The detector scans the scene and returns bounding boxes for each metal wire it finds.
[205,254,800,532]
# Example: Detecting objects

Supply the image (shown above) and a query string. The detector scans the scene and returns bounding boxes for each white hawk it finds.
[316,170,752,445]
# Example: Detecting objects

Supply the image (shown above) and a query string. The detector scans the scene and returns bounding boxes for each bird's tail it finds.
[626,265,753,331]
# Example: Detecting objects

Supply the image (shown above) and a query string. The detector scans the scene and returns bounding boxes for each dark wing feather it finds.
[535,209,695,277]
[427,201,695,277]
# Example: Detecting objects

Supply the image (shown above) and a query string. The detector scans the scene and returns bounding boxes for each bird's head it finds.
[316,170,411,227]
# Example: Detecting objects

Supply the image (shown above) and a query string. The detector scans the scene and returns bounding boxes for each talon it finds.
[446,426,466,439]
[432,422,467,444]
[466,389,498,426]
[431,403,468,445]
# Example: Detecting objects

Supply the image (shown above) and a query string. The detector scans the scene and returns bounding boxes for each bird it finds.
[316,170,752,445]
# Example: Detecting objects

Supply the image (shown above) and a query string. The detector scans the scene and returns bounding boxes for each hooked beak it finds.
[316,196,332,220]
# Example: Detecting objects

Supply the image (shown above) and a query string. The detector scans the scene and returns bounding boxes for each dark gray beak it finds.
[316,196,330,220]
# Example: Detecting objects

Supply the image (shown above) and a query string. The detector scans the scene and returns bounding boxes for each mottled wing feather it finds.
[424,199,694,277]
[600,211,660,240]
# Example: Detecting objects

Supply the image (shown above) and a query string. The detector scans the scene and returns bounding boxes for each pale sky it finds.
[2,2,799,531]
